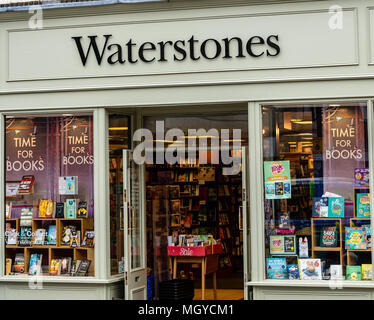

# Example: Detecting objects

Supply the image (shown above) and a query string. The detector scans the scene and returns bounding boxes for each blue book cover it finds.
[287,264,300,280]
[266,258,287,279]
[328,197,344,218]
[345,227,367,250]
[357,193,370,218]
[47,225,57,245]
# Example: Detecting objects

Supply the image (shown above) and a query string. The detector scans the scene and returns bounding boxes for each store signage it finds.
[72,34,280,66]
[264,160,291,199]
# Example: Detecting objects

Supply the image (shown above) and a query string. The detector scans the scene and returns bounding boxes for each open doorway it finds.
[143,109,248,300]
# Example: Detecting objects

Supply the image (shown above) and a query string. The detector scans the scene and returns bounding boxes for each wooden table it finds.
[171,254,219,300]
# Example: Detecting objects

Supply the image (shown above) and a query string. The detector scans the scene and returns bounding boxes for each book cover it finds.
[70,230,81,247]
[45,200,54,218]
[20,206,33,227]
[363,224,371,248]
[328,197,344,218]
[61,225,76,246]
[287,264,300,280]
[354,168,369,187]
[77,260,91,276]
[299,259,322,280]
[55,202,65,218]
[362,264,372,280]
[320,226,338,247]
[17,175,35,194]
[6,227,17,245]
[357,193,370,218]
[71,260,81,276]
[312,197,328,218]
[81,230,94,248]
[28,253,42,276]
[299,237,309,258]
[330,265,343,280]
[38,199,47,218]
[345,227,367,250]
[5,202,12,219]
[65,199,78,219]
[33,228,46,245]
[266,258,287,279]
[50,259,61,276]
[6,258,12,275]
[5,181,19,197]
[346,265,362,280]
[59,176,78,195]
[47,225,57,245]
[270,235,296,255]
[13,253,24,273]
[60,257,72,275]
[77,201,88,218]
[19,227,32,246]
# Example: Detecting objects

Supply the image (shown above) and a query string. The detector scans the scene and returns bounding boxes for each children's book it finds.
[50,259,61,276]
[357,193,370,218]
[38,199,48,218]
[330,265,343,280]
[28,253,42,276]
[345,227,367,250]
[270,235,296,255]
[20,206,33,227]
[59,176,78,195]
[354,168,369,187]
[328,197,344,218]
[47,225,57,245]
[362,264,372,280]
[19,227,32,246]
[299,237,309,258]
[363,224,371,248]
[33,228,47,245]
[299,259,322,280]
[46,200,54,218]
[266,258,287,279]
[5,258,12,275]
[287,264,300,280]
[320,226,337,247]
[346,265,361,280]
[312,197,328,218]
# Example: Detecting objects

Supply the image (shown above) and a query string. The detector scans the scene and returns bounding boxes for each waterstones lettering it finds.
[72,34,280,66]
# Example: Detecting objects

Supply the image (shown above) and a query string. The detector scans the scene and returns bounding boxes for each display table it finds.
[168,244,222,300]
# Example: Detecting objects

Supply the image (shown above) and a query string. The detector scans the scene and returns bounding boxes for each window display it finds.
[262,103,371,281]
[4,114,94,277]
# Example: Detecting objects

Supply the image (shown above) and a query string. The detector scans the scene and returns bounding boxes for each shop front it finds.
[1,0,374,300]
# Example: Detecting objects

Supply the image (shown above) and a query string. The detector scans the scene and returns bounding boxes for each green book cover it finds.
[346,265,362,280]
[357,193,370,218]
[320,226,337,247]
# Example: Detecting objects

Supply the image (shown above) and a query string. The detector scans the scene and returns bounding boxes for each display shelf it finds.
[311,217,343,265]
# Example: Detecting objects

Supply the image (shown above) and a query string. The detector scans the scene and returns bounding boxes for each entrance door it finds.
[241,146,250,300]
[123,149,147,300]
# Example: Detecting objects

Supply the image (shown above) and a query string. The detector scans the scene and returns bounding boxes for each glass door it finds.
[123,149,147,300]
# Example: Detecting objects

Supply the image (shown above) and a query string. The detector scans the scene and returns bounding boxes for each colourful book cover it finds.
[19,227,32,246]
[47,225,57,245]
[356,193,370,218]
[287,264,300,280]
[346,265,362,280]
[28,253,42,276]
[354,168,369,187]
[20,206,33,227]
[65,199,78,219]
[345,227,367,250]
[363,224,371,248]
[328,197,344,218]
[312,197,328,218]
[266,258,287,279]
[320,226,337,247]
[299,259,322,280]
[362,264,372,280]
[270,236,284,255]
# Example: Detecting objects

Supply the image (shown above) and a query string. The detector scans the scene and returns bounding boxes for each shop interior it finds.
[109,107,248,300]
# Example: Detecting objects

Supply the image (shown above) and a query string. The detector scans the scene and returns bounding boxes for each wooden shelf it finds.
[313,246,341,252]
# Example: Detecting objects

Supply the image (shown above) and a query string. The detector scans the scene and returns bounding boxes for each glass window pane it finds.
[5,114,94,277]
[108,114,130,275]
[263,103,371,281]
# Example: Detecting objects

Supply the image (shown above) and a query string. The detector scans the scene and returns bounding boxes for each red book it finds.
[17,175,35,194]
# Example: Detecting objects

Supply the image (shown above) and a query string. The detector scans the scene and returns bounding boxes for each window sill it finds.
[0,275,120,284]
[247,280,374,289]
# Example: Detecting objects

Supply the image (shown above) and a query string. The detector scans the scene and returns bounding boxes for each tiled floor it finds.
[193,289,244,300]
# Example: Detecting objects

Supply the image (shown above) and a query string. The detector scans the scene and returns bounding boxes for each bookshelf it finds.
[5,217,94,276]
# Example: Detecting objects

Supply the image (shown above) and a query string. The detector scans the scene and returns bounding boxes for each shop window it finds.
[108,114,130,275]
[263,103,372,281]
[4,114,94,277]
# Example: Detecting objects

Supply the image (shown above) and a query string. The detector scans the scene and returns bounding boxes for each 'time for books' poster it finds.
[264,161,291,200]
[322,106,367,201]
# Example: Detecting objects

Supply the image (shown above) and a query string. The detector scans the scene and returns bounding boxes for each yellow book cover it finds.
[45,200,54,218]
[6,258,12,275]
[50,259,61,276]
[38,199,47,218]
[362,264,372,280]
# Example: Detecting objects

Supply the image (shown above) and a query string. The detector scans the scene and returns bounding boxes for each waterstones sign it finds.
[72,34,280,66]
[8,10,357,81]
